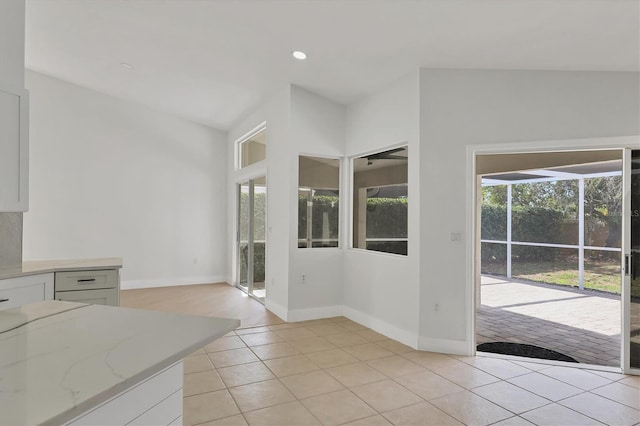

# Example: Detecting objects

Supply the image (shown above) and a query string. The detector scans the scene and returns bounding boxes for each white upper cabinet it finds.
[0,82,29,212]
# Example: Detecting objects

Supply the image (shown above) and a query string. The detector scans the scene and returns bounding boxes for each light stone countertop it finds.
[0,300,239,425]
[0,257,122,280]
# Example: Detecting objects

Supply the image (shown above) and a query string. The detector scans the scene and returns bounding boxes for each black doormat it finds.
[477,342,579,363]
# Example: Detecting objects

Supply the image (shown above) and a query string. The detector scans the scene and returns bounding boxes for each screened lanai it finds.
[477,157,623,367]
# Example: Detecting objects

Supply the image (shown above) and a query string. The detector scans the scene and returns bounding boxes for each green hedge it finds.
[239,192,266,239]
[482,205,573,261]
[481,205,507,240]
[239,242,265,283]
[512,206,574,245]
[366,197,408,238]
[298,195,339,240]
[298,195,408,240]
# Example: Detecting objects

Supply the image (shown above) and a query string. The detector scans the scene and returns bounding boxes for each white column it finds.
[578,178,585,290]
[507,184,512,278]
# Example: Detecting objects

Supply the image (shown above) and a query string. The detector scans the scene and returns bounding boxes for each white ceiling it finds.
[25,0,640,131]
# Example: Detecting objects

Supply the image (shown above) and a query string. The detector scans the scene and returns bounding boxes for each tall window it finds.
[298,156,340,248]
[352,146,408,255]
[238,127,266,169]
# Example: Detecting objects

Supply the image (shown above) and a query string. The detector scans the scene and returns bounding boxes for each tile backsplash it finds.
[0,212,22,269]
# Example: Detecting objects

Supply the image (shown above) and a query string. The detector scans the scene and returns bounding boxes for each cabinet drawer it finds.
[55,270,118,292]
[55,288,118,306]
[0,273,54,310]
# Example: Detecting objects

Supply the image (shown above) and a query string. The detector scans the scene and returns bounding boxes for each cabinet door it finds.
[0,273,54,310]
[55,288,118,306]
[0,83,28,212]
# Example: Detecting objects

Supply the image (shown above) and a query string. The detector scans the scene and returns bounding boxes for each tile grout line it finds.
[184,317,638,426]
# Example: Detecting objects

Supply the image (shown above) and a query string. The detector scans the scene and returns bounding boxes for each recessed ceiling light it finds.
[120,62,134,70]
[292,50,307,60]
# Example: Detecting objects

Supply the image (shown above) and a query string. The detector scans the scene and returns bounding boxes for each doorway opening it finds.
[237,176,267,302]
[475,150,623,367]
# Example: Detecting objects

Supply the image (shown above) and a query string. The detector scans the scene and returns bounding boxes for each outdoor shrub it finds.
[298,194,339,240]
[239,192,266,239]
[481,205,572,261]
[481,205,507,240]
[239,242,265,282]
[366,197,408,237]
[481,242,507,276]
[511,206,569,244]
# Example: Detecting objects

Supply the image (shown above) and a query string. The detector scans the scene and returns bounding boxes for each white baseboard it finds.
[286,305,343,322]
[265,299,288,322]
[263,303,420,350]
[118,280,468,357]
[342,306,419,349]
[121,276,228,290]
[419,336,471,356]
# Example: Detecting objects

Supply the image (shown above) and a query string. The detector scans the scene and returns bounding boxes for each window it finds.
[298,156,340,248]
[238,127,266,169]
[352,146,408,255]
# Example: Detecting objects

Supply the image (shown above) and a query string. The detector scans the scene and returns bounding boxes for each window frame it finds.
[235,122,267,170]
[297,154,342,250]
[349,143,409,257]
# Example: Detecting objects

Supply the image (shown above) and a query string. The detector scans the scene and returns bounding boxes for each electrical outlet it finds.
[301,274,306,284]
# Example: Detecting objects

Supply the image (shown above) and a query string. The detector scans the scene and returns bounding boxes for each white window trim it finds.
[348,143,409,256]
[297,153,343,250]
[235,121,266,171]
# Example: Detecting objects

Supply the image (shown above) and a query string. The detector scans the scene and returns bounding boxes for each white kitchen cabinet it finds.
[55,269,120,306]
[55,288,118,306]
[0,273,54,310]
[0,82,29,212]
[65,362,183,426]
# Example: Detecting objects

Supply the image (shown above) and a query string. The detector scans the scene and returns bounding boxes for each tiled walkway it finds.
[477,276,621,366]
[184,317,640,425]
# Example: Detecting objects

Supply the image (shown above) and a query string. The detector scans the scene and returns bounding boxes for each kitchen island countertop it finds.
[0,300,239,425]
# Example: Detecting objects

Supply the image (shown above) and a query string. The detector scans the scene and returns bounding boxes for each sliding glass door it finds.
[237,177,266,302]
[624,149,639,373]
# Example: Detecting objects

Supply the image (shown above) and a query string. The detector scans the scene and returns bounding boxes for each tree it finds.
[483,181,578,217]
[584,176,622,247]
[482,176,622,247]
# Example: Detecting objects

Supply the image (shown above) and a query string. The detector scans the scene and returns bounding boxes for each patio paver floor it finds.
[477,276,621,367]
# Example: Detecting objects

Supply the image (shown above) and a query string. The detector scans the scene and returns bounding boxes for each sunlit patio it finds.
[477,275,621,367]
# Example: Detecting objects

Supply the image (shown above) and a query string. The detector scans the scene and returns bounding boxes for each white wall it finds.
[223,68,638,352]
[226,85,346,321]
[0,0,25,87]
[227,86,291,317]
[23,71,229,288]
[418,69,640,353]
[344,72,421,346]
[288,85,345,319]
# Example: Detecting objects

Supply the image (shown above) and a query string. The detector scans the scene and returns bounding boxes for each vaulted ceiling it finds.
[25,0,640,130]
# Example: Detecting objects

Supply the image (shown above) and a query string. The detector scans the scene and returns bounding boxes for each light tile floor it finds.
[477,276,621,366]
[122,283,637,424]
[183,317,640,426]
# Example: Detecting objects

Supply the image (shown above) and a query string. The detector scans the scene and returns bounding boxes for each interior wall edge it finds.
[343,305,419,349]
